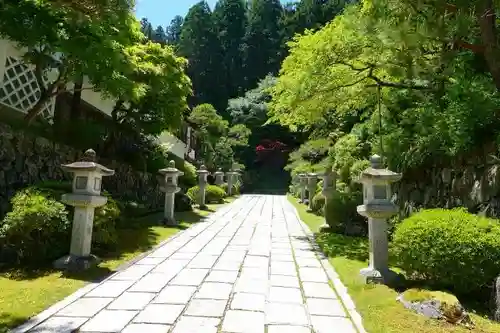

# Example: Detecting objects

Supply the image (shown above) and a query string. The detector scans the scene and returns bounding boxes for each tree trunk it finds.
[477,0,500,91]
[24,90,51,124]
[70,76,84,121]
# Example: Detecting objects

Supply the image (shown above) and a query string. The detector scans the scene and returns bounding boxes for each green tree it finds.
[272,0,500,179]
[213,0,247,98]
[49,0,134,18]
[228,75,276,127]
[111,42,192,136]
[243,0,284,90]
[140,18,154,40]
[188,103,229,164]
[0,0,142,123]
[152,25,167,44]
[179,2,226,112]
[165,15,184,46]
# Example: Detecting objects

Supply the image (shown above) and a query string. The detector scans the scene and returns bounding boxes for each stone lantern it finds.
[357,154,402,284]
[159,160,184,225]
[298,173,307,203]
[54,149,114,271]
[197,165,210,210]
[319,166,337,232]
[226,163,240,197]
[214,168,225,186]
[306,173,318,211]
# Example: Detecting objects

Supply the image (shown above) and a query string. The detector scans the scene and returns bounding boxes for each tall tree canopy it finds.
[213,0,247,98]
[178,1,226,112]
[0,0,143,122]
[165,15,184,46]
[270,0,500,176]
[244,0,284,90]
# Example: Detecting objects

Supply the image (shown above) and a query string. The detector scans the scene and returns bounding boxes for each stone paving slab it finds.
[12,195,365,333]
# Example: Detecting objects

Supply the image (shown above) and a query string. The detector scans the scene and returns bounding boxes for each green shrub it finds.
[187,185,226,204]
[34,180,72,193]
[175,192,193,212]
[220,182,240,196]
[324,189,364,235]
[92,193,120,250]
[392,208,500,295]
[311,192,325,213]
[180,161,197,188]
[0,189,70,264]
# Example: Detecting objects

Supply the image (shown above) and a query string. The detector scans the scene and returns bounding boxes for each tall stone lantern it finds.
[319,166,337,232]
[159,160,184,225]
[214,168,225,186]
[306,173,318,211]
[54,149,114,271]
[357,154,402,284]
[298,174,307,203]
[197,165,210,210]
[226,163,239,196]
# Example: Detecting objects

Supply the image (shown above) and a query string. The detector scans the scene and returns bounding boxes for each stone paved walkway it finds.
[13,195,365,333]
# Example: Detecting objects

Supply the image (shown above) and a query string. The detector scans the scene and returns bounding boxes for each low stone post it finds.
[214,168,225,186]
[298,173,307,203]
[319,166,337,232]
[54,149,114,271]
[197,165,209,210]
[357,154,402,284]
[306,173,318,211]
[226,163,239,197]
[159,160,184,225]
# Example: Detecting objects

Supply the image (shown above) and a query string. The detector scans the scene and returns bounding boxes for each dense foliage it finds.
[141,0,346,118]
[0,189,70,265]
[271,1,500,178]
[392,208,500,296]
[187,185,227,204]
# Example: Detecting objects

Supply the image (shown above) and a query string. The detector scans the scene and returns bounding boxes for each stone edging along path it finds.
[11,195,367,333]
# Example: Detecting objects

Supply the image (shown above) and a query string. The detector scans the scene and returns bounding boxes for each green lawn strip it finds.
[287,195,500,333]
[0,200,232,333]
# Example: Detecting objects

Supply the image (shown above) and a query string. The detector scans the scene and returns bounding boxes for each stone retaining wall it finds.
[396,163,500,218]
[0,123,164,217]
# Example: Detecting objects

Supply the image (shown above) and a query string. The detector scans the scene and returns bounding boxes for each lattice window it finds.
[0,56,55,120]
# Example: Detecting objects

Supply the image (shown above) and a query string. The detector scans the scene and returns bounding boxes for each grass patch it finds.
[288,195,500,333]
[0,200,231,333]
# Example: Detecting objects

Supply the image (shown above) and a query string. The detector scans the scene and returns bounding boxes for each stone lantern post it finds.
[226,163,239,196]
[214,168,225,186]
[357,154,402,284]
[54,149,114,271]
[298,173,307,203]
[197,165,210,210]
[306,173,318,211]
[319,166,337,232]
[159,160,184,225]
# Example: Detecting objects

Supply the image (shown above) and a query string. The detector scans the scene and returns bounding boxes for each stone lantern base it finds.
[162,216,177,226]
[359,267,402,285]
[54,254,100,272]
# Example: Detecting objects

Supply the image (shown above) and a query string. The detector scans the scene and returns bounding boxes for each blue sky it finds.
[135,0,289,27]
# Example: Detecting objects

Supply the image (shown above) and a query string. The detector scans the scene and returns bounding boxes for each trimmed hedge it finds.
[0,188,70,264]
[392,208,500,295]
[220,182,241,196]
[187,185,226,204]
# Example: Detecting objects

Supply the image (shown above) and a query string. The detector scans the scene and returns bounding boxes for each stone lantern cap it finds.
[214,168,224,176]
[159,160,184,177]
[357,155,401,184]
[61,149,114,176]
[197,165,210,175]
